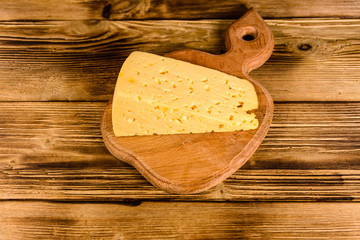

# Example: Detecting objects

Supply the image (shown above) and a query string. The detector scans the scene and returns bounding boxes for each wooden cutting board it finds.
[101,9,274,194]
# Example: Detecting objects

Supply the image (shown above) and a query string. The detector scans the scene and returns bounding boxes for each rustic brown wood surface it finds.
[0,18,358,101]
[0,0,359,238]
[0,0,359,20]
[1,201,360,239]
[102,9,274,194]
[0,102,359,201]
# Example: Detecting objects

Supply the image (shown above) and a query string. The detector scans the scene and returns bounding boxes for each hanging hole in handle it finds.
[238,26,259,42]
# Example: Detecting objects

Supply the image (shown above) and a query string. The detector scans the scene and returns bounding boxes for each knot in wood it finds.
[297,43,312,51]
[102,4,112,19]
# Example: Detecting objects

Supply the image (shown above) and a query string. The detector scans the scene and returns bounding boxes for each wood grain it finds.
[0,19,359,101]
[0,0,359,21]
[0,102,359,201]
[1,201,360,239]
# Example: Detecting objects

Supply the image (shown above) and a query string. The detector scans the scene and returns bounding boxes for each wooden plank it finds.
[1,201,360,239]
[0,19,359,101]
[0,102,359,201]
[0,0,359,21]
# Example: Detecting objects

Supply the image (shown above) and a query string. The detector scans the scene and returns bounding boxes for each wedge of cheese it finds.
[112,51,258,136]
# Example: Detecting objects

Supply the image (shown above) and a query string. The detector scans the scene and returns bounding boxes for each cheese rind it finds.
[112,51,258,136]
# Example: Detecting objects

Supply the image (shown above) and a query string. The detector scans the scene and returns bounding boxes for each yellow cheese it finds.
[112,51,258,136]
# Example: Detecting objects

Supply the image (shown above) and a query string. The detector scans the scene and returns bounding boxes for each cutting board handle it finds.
[165,8,274,79]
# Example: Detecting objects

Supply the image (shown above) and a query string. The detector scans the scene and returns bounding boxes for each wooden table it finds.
[1,1,360,239]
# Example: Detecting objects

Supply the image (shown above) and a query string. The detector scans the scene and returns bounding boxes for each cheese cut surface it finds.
[112,51,259,136]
